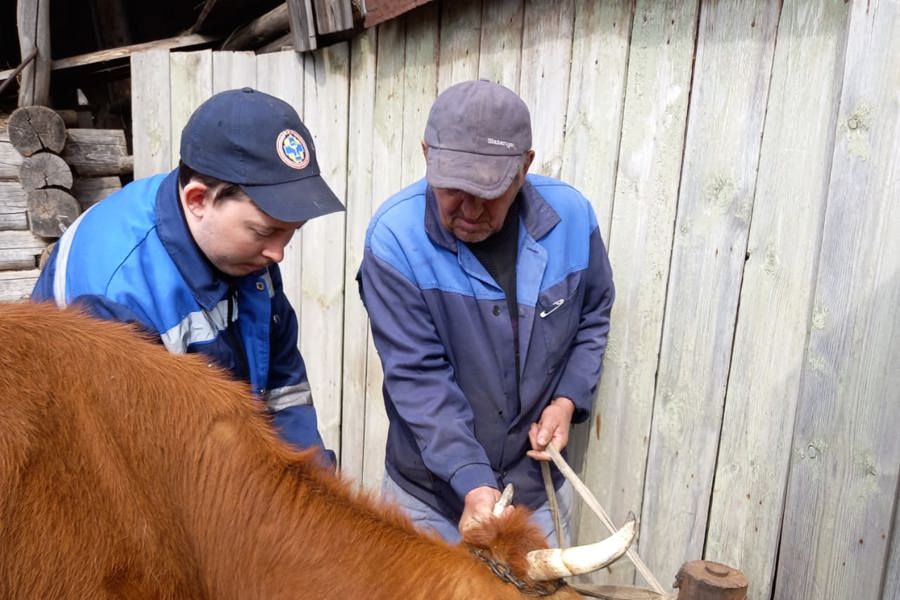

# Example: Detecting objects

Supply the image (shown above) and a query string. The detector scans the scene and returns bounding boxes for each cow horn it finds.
[492,484,514,517]
[525,514,636,581]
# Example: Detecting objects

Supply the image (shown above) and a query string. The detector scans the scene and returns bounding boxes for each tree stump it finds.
[8,106,67,157]
[19,152,74,192]
[27,189,80,238]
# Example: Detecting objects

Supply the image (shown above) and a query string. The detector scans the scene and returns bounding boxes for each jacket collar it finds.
[424,177,560,252]
[155,168,230,311]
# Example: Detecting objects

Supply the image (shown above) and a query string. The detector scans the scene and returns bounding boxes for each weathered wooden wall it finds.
[129,1,899,598]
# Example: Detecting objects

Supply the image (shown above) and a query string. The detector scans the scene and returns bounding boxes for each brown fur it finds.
[0,303,583,599]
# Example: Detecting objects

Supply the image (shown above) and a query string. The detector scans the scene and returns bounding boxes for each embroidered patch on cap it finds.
[276,129,311,169]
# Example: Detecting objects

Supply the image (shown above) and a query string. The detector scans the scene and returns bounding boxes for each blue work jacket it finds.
[357,175,614,519]
[32,170,327,454]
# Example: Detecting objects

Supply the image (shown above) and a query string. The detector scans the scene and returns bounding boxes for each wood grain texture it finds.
[169,50,213,170]
[131,49,172,178]
[775,1,900,598]
[640,0,781,584]
[340,29,378,483]
[437,0,482,92]
[0,269,40,302]
[575,0,699,587]
[705,3,851,599]
[300,44,350,460]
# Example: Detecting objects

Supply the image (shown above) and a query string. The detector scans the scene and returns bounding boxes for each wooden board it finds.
[0,230,47,271]
[299,44,351,461]
[0,269,40,302]
[0,181,28,230]
[477,0,524,90]
[0,133,25,180]
[704,3,851,599]
[575,0,700,586]
[437,0,481,92]
[212,51,257,93]
[362,17,407,491]
[775,2,900,598]
[518,0,575,179]
[560,0,632,241]
[170,50,213,170]
[640,0,781,584]
[131,49,172,179]
[71,176,122,210]
[340,28,378,483]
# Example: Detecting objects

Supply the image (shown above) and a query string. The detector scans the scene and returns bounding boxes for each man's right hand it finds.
[458,485,503,534]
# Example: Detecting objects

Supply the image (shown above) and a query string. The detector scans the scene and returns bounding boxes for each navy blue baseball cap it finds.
[180,87,344,222]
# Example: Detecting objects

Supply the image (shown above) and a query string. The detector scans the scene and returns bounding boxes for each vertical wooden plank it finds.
[16,0,51,106]
[518,0,575,178]
[574,0,699,587]
[437,0,482,92]
[212,51,258,93]
[705,2,851,599]
[340,28,378,484]
[640,0,781,584]
[560,0,632,242]
[775,1,900,598]
[255,50,306,327]
[362,17,406,491]
[169,50,213,170]
[400,4,438,187]
[886,492,900,600]
[287,0,318,52]
[313,0,354,34]
[478,0,524,90]
[131,49,172,179]
[300,44,350,460]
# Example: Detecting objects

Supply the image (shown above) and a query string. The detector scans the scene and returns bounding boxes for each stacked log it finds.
[0,106,133,301]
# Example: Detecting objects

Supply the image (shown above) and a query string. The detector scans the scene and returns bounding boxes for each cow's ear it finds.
[463,507,546,581]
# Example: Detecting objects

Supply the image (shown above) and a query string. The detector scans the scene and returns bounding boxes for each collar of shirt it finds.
[154,168,230,311]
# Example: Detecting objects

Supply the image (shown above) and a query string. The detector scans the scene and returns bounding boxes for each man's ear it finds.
[421,140,429,158]
[522,149,536,175]
[181,180,210,218]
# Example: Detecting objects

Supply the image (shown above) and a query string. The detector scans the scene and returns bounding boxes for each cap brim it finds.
[241,175,345,223]
[425,147,520,199]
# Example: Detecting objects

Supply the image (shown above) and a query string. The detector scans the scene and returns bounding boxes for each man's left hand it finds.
[527,396,575,461]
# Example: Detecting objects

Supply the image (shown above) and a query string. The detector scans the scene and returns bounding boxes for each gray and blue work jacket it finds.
[357,174,614,520]
[31,169,328,454]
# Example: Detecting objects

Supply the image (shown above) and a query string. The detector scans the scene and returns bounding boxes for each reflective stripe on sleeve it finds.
[264,382,313,412]
[160,298,232,354]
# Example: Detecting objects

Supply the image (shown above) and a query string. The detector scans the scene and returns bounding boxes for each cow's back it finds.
[0,303,257,598]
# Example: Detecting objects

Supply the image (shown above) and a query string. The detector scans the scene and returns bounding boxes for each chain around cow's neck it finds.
[468,547,565,597]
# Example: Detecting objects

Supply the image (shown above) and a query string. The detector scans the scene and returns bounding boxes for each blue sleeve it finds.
[358,246,498,501]
[553,226,615,422]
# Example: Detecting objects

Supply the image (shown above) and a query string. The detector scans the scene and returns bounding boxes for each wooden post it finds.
[286,0,318,52]
[16,0,52,107]
[674,561,748,600]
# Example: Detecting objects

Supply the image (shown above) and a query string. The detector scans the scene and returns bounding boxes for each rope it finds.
[543,443,668,596]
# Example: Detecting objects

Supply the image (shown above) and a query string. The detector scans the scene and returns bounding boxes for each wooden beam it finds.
[61,129,132,177]
[0,34,219,81]
[16,0,52,106]
[363,0,434,28]
[222,4,290,51]
[0,269,41,302]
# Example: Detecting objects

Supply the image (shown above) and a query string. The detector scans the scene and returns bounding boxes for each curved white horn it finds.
[492,484,514,517]
[526,514,636,581]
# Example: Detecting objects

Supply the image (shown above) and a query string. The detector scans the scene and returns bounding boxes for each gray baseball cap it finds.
[424,80,532,199]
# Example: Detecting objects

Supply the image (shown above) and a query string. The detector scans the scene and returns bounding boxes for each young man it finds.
[357,80,615,543]
[32,88,344,460]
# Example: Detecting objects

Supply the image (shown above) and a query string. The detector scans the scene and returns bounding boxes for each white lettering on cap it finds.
[486,137,516,150]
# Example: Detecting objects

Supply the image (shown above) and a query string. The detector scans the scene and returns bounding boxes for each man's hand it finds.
[458,485,502,534]
[527,396,576,461]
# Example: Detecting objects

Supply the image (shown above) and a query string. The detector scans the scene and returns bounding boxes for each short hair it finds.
[177,160,245,203]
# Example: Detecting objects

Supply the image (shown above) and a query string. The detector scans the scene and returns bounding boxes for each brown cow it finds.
[0,303,632,599]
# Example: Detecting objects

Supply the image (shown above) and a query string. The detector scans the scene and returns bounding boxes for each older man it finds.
[357,80,615,543]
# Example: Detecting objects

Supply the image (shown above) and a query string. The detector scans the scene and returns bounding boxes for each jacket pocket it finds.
[537,273,583,367]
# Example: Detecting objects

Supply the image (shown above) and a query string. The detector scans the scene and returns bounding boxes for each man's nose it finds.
[261,242,285,263]
[459,195,483,218]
